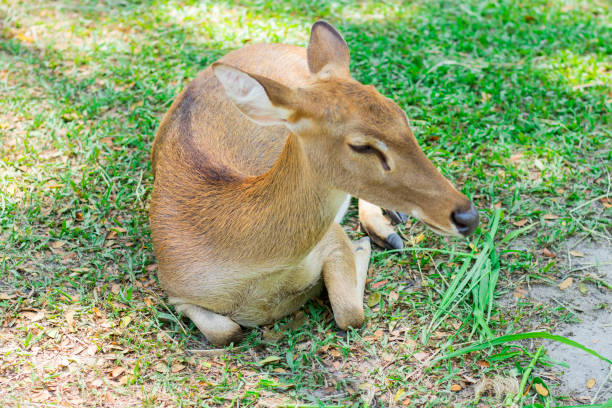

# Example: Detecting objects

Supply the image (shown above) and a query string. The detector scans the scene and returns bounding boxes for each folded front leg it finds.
[358,199,404,249]
[320,223,371,330]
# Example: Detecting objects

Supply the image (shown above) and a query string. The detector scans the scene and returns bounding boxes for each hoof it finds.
[386,210,408,225]
[384,233,403,250]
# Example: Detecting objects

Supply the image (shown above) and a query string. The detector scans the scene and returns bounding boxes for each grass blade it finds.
[433,331,612,365]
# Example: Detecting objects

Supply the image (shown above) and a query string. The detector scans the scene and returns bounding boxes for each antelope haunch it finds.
[150,21,478,346]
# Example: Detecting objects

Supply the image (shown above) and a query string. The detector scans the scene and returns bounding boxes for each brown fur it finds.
[150,21,475,345]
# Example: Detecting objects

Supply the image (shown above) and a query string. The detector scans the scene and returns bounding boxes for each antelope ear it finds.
[307,20,350,78]
[213,63,295,126]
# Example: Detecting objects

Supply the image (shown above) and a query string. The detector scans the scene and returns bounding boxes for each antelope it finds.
[150,21,478,346]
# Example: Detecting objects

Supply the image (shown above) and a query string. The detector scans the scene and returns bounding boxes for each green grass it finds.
[1,0,611,406]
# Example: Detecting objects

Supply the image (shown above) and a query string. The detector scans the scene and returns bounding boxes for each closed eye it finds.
[348,144,391,171]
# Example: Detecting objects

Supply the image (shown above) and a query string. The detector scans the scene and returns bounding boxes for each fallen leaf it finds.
[413,351,429,362]
[513,286,527,299]
[118,375,129,386]
[586,378,596,389]
[85,344,97,356]
[16,32,34,43]
[171,363,185,373]
[256,356,281,366]
[578,282,588,295]
[388,291,399,303]
[110,366,125,378]
[50,240,65,249]
[367,292,381,307]
[559,277,573,290]
[145,263,158,272]
[23,310,45,322]
[100,137,114,147]
[510,153,523,162]
[513,219,528,227]
[0,292,17,300]
[542,248,556,258]
[534,383,549,396]
[569,250,584,257]
[450,384,462,392]
[476,360,490,368]
[371,280,388,289]
[65,309,76,327]
[154,362,168,373]
[394,388,406,402]
[91,379,103,387]
[543,214,559,220]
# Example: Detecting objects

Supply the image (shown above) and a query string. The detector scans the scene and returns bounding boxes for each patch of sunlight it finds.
[534,49,612,92]
[548,0,609,15]
[1,1,137,59]
[337,0,421,23]
[160,1,310,47]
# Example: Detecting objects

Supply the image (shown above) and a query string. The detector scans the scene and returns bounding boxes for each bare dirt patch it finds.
[523,240,612,403]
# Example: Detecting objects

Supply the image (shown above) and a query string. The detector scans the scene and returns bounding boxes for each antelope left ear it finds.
[213,62,295,126]
[307,20,350,78]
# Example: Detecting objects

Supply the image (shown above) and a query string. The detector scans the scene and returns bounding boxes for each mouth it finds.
[421,220,461,237]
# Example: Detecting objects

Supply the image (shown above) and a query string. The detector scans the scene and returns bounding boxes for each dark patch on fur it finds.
[177,86,241,183]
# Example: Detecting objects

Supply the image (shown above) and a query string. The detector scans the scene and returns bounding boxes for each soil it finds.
[522,240,612,403]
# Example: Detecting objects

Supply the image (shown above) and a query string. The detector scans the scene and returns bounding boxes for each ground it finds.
[0,0,611,407]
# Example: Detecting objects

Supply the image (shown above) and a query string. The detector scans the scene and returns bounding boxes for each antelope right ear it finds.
[213,63,295,126]
[307,20,350,78]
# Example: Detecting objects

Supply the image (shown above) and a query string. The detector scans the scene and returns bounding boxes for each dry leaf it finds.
[85,344,97,356]
[542,214,559,220]
[534,383,548,396]
[171,363,185,373]
[256,356,281,366]
[118,375,129,386]
[65,309,76,327]
[542,248,556,258]
[413,351,429,362]
[145,263,158,272]
[23,311,45,322]
[476,360,490,368]
[510,153,523,162]
[16,32,34,43]
[450,384,462,392]
[154,362,169,373]
[513,219,528,227]
[394,388,406,402]
[110,366,125,378]
[578,282,588,295]
[388,291,399,303]
[513,286,527,299]
[50,240,65,249]
[371,280,388,289]
[569,250,584,257]
[586,378,596,389]
[559,277,573,290]
[367,292,381,307]
[0,292,17,300]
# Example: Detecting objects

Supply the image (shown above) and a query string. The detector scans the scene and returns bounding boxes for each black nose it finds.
[451,204,479,236]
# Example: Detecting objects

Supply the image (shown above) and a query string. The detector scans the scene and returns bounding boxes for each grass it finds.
[1,0,611,406]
